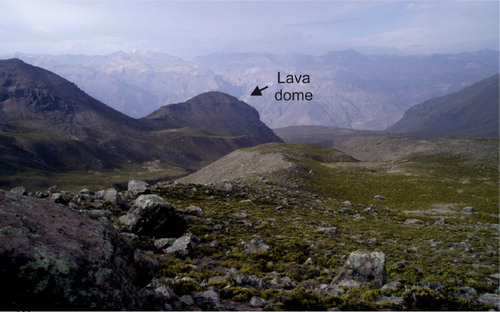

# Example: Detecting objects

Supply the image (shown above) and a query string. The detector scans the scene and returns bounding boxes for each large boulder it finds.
[119,194,187,238]
[0,190,157,310]
[95,188,126,208]
[128,179,149,195]
[331,250,387,288]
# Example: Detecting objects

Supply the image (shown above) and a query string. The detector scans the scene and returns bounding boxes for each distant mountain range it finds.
[275,74,499,144]
[0,59,280,179]
[4,49,498,130]
[387,74,499,138]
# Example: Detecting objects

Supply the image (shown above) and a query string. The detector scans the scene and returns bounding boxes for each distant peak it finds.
[187,91,240,103]
[186,91,241,104]
[0,58,27,65]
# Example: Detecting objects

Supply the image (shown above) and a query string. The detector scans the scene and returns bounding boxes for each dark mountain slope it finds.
[143,91,282,142]
[0,59,281,184]
[0,58,143,132]
[387,74,499,138]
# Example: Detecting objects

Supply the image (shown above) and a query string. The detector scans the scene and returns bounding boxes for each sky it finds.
[0,0,498,59]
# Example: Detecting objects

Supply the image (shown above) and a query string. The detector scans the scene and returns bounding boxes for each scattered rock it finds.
[463,206,474,213]
[96,188,126,208]
[434,217,446,225]
[250,296,268,308]
[225,268,267,288]
[331,250,387,288]
[376,296,404,308]
[128,179,149,195]
[119,195,187,238]
[477,293,499,310]
[354,214,366,220]
[419,281,444,291]
[165,234,198,258]
[244,237,270,254]
[382,281,404,291]
[140,280,179,311]
[489,272,500,280]
[79,188,94,195]
[184,205,204,217]
[339,207,353,214]
[315,227,339,234]
[270,276,296,289]
[374,195,385,200]
[10,186,27,195]
[0,190,156,310]
[233,212,248,219]
[193,288,223,310]
[179,295,195,307]
[47,185,59,195]
[457,286,477,300]
[336,279,363,289]
[341,201,352,207]
[154,238,177,250]
[213,224,223,231]
[404,218,425,226]
[51,192,70,205]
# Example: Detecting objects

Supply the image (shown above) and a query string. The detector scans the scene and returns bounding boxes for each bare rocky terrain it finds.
[335,136,499,162]
[179,148,294,184]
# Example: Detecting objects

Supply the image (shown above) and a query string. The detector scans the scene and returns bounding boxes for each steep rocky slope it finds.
[0,58,142,131]
[387,74,499,138]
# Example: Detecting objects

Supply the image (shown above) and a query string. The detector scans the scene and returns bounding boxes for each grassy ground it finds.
[145,141,498,310]
[0,160,188,192]
[2,140,498,309]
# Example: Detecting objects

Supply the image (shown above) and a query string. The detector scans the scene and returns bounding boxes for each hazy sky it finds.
[1,0,498,58]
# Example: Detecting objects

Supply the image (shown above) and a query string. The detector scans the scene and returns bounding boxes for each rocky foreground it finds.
[1,174,498,310]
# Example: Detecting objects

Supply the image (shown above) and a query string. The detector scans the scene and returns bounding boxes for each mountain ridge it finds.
[387,74,499,138]
[0,58,144,132]
[0,59,281,188]
[6,49,498,130]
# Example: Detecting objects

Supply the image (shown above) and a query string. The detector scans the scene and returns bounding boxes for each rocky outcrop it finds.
[119,194,187,238]
[0,189,157,310]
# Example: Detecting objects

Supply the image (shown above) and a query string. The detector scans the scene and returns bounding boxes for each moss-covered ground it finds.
[145,142,498,310]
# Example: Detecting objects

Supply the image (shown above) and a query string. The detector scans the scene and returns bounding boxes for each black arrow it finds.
[251,85,269,96]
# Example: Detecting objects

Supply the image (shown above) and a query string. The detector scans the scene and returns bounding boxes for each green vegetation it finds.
[145,141,499,310]
[4,139,498,309]
[0,161,188,192]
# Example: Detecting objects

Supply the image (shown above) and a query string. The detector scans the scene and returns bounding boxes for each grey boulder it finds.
[331,250,387,288]
[119,194,187,238]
